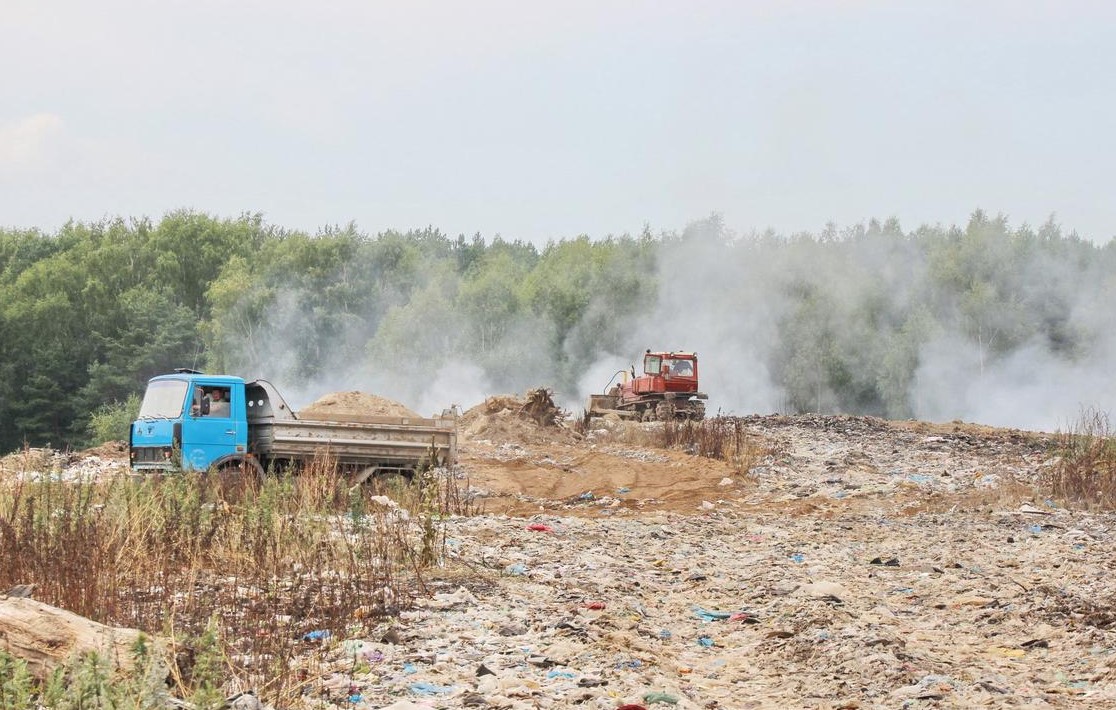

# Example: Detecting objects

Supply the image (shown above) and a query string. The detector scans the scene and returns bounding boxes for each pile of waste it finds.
[459,389,574,445]
[0,446,127,483]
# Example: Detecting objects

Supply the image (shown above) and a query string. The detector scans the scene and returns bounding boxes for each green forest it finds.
[1,209,1114,453]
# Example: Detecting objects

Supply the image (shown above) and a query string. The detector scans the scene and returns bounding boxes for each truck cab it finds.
[130,372,249,472]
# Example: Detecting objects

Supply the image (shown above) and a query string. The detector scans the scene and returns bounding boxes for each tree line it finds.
[1,209,1112,452]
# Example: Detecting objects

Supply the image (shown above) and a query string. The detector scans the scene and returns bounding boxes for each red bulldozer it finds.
[587,349,708,421]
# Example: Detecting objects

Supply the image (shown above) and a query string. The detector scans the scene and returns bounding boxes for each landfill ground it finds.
[355,412,1115,710]
[13,410,1116,709]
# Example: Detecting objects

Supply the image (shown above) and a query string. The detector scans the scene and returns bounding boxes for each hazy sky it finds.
[4,1,1114,243]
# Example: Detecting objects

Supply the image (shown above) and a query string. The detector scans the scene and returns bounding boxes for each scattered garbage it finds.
[21,413,1114,709]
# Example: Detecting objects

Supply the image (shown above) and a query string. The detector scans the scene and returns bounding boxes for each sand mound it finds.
[298,391,420,419]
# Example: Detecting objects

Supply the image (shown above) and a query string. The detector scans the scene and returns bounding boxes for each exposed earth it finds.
[3,393,1115,709]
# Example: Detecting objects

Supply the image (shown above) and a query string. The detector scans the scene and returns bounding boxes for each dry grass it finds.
[579,413,773,475]
[0,453,474,706]
[660,416,772,474]
[1045,407,1116,510]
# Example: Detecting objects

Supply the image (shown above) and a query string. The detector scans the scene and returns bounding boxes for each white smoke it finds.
[229,215,1114,433]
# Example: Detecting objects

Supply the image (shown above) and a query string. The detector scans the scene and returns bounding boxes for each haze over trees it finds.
[1,209,1113,452]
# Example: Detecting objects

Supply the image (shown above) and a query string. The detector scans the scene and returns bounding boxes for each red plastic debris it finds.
[527,523,554,532]
[583,601,606,610]
[617,705,647,710]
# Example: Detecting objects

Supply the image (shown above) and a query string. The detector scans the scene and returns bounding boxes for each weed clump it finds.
[1047,408,1116,510]
[661,416,768,473]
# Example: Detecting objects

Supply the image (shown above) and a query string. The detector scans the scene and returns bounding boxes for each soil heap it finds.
[298,391,421,419]
[459,388,574,445]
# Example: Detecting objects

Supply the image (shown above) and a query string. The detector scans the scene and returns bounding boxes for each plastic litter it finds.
[274,414,1112,708]
[408,682,455,696]
[692,605,733,621]
[642,691,679,705]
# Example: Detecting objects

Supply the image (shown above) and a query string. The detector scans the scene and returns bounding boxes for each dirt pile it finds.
[459,389,575,445]
[298,391,420,419]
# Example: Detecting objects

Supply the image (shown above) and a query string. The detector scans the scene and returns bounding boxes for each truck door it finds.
[180,382,240,470]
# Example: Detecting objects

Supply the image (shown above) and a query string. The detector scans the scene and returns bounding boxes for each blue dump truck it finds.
[129,370,456,480]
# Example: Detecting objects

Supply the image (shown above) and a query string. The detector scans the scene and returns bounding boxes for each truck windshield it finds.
[138,380,190,418]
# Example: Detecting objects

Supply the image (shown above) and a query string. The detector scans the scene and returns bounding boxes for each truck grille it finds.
[131,446,173,465]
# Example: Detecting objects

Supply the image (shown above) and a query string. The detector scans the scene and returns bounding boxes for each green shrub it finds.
[0,651,35,710]
[86,393,141,447]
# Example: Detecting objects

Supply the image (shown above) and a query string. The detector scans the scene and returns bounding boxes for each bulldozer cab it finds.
[643,352,696,378]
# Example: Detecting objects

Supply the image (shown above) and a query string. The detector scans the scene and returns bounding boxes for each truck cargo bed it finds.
[248,405,456,472]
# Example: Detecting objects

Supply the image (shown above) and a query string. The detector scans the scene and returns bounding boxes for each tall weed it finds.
[1047,407,1116,509]
[0,451,473,705]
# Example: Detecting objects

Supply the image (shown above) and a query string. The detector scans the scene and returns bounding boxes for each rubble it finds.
[305,503,1116,708]
[6,412,1116,707]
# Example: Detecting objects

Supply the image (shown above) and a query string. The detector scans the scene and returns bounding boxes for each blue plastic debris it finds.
[409,682,455,696]
[402,662,418,675]
[546,669,576,679]
[1029,524,1043,534]
[789,553,805,563]
[692,606,733,621]
[698,636,714,647]
[302,630,330,642]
